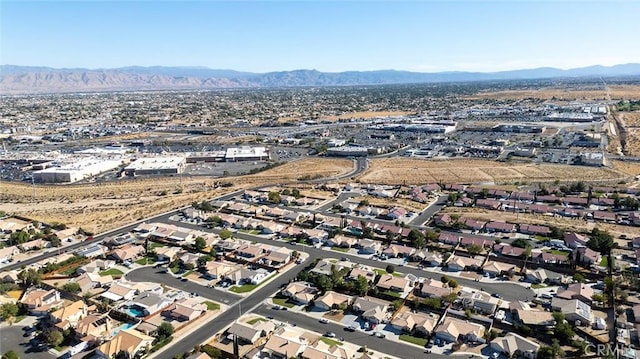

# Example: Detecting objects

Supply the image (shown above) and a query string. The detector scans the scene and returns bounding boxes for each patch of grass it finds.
[545,249,569,257]
[204,301,220,311]
[149,242,166,250]
[531,283,547,289]
[272,297,296,308]
[374,269,401,277]
[61,266,82,276]
[600,256,611,267]
[331,247,350,253]
[230,284,257,293]
[247,317,268,325]
[319,337,343,346]
[399,334,428,347]
[13,315,26,323]
[183,270,194,277]
[99,268,123,276]
[240,229,260,235]
[170,266,180,274]
[221,271,274,294]
[135,256,157,265]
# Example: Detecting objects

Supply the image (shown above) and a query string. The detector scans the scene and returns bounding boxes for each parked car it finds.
[319,318,329,324]
[345,325,356,332]
[375,332,386,338]
[324,332,336,338]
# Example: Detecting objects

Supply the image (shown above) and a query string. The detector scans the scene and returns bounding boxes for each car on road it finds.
[345,325,356,332]
[319,318,329,324]
[272,305,281,310]
[491,293,502,299]
[375,332,386,338]
[324,332,336,338]
[266,315,274,319]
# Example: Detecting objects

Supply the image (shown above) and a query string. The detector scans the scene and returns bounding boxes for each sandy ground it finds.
[353,196,428,213]
[465,84,640,101]
[0,158,353,234]
[358,158,633,185]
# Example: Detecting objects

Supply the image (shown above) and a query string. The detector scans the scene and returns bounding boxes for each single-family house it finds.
[235,244,264,259]
[376,274,411,294]
[125,292,172,317]
[111,244,145,263]
[419,278,451,298]
[282,281,319,304]
[434,214,453,227]
[262,330,306,359]
[20,289,63,315]
[18,239,51,252]
[490,333,540,359]
[311,259,345,276]
[447,255,483,272]
[382,244,415,258]
[168,298,207,321]
[76,314,114,343]
[438,232,460,246]
[202,261,236,279]
[475,199,502,211]
[49,300,88,330]
[482,261,516,277]
[154,246,181,262]
[574,246,601,266]
[435,317,485,343]
[315,291,353,311]
[391,311,437,335]
[461,218,486,231]
[518,224,551,236]
[357,239,381,254]
[0,246,20,263]
[557,283,594,304]
[461,291,500,315]
[304,229,328,245]
[327,235,357,248]
[96,329,154,359]
[551,298,593,325]
[352,297,389,324]
[524,268,566,285]
[485,221,516,233]
[262,250,291,267]
[564,232,589,249]
[100,282,136,302]
[348,267,376,283]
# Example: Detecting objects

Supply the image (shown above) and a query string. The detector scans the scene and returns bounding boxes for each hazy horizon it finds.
[2,1,639,73]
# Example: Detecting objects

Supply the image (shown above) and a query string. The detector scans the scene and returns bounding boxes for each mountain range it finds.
[1,63,639,94]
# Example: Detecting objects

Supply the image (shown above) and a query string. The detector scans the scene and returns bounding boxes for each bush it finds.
[385,265,395,273]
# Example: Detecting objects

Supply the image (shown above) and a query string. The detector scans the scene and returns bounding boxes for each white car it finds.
[319,318,329,324]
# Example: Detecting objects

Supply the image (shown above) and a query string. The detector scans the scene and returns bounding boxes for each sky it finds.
[1,0,639,73]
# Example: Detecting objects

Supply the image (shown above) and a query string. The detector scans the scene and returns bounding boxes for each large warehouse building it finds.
[33,159,122,183]
[225,147,270,162]
[124,156,186,176]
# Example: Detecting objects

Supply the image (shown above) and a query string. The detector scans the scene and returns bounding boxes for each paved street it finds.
[409,194,448,226]
[125,267,242,305]
[252,305,447,359]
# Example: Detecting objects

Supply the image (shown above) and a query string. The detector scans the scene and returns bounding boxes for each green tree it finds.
[537,346,555,359]
[448,279,458,288]
[18,268,42,287]
[44,329,64,347]
[511,238,530,248]
[62,282,81,294]
[291,188,301,198]
[200,345,222,359]
[268,191,282,204]
[354,275,370,296]
[1,350,19,359]
[552,312,575,344]
[588,228,616,255]
[0,303,19,321]
[466,244,483,255]
[219,229,233,240]
[573,273,585,283]
[385,265,395,274]
[194,237,207,251]
[157,322,174,342]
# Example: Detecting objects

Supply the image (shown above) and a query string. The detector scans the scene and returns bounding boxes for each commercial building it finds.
[186,151,226,163]
[33,159,122,183]
[124,156,186,176]
[326,146,370,157]
[225,146,270,162]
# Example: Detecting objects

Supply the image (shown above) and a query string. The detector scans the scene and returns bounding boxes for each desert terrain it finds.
[357,158,634,185]
[0,158,353,234]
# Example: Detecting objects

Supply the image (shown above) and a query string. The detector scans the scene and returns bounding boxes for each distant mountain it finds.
[1,63,639,94]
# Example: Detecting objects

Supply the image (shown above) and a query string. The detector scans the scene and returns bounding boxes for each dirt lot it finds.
[0,158,353,234]
[466,85,640,102]
[358,158,632,185]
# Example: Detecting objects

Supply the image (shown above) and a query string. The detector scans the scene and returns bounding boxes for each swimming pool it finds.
[127,307,145,317]
[111,323,134,336]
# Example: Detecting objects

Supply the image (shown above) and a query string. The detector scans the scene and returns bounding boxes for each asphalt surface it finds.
[125,267,241,305]
[409,194,448,226]
[0,325,53,359]
[138,255,309,359]
[252,305,448,359]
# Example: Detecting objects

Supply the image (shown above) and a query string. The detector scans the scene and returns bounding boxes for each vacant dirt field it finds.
[0,158,353,233]
[358,158,632,185]
[620,112,640,127]
[466,85,640,102]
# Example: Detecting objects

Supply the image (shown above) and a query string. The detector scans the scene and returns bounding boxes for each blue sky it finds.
[1,1,639,72]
